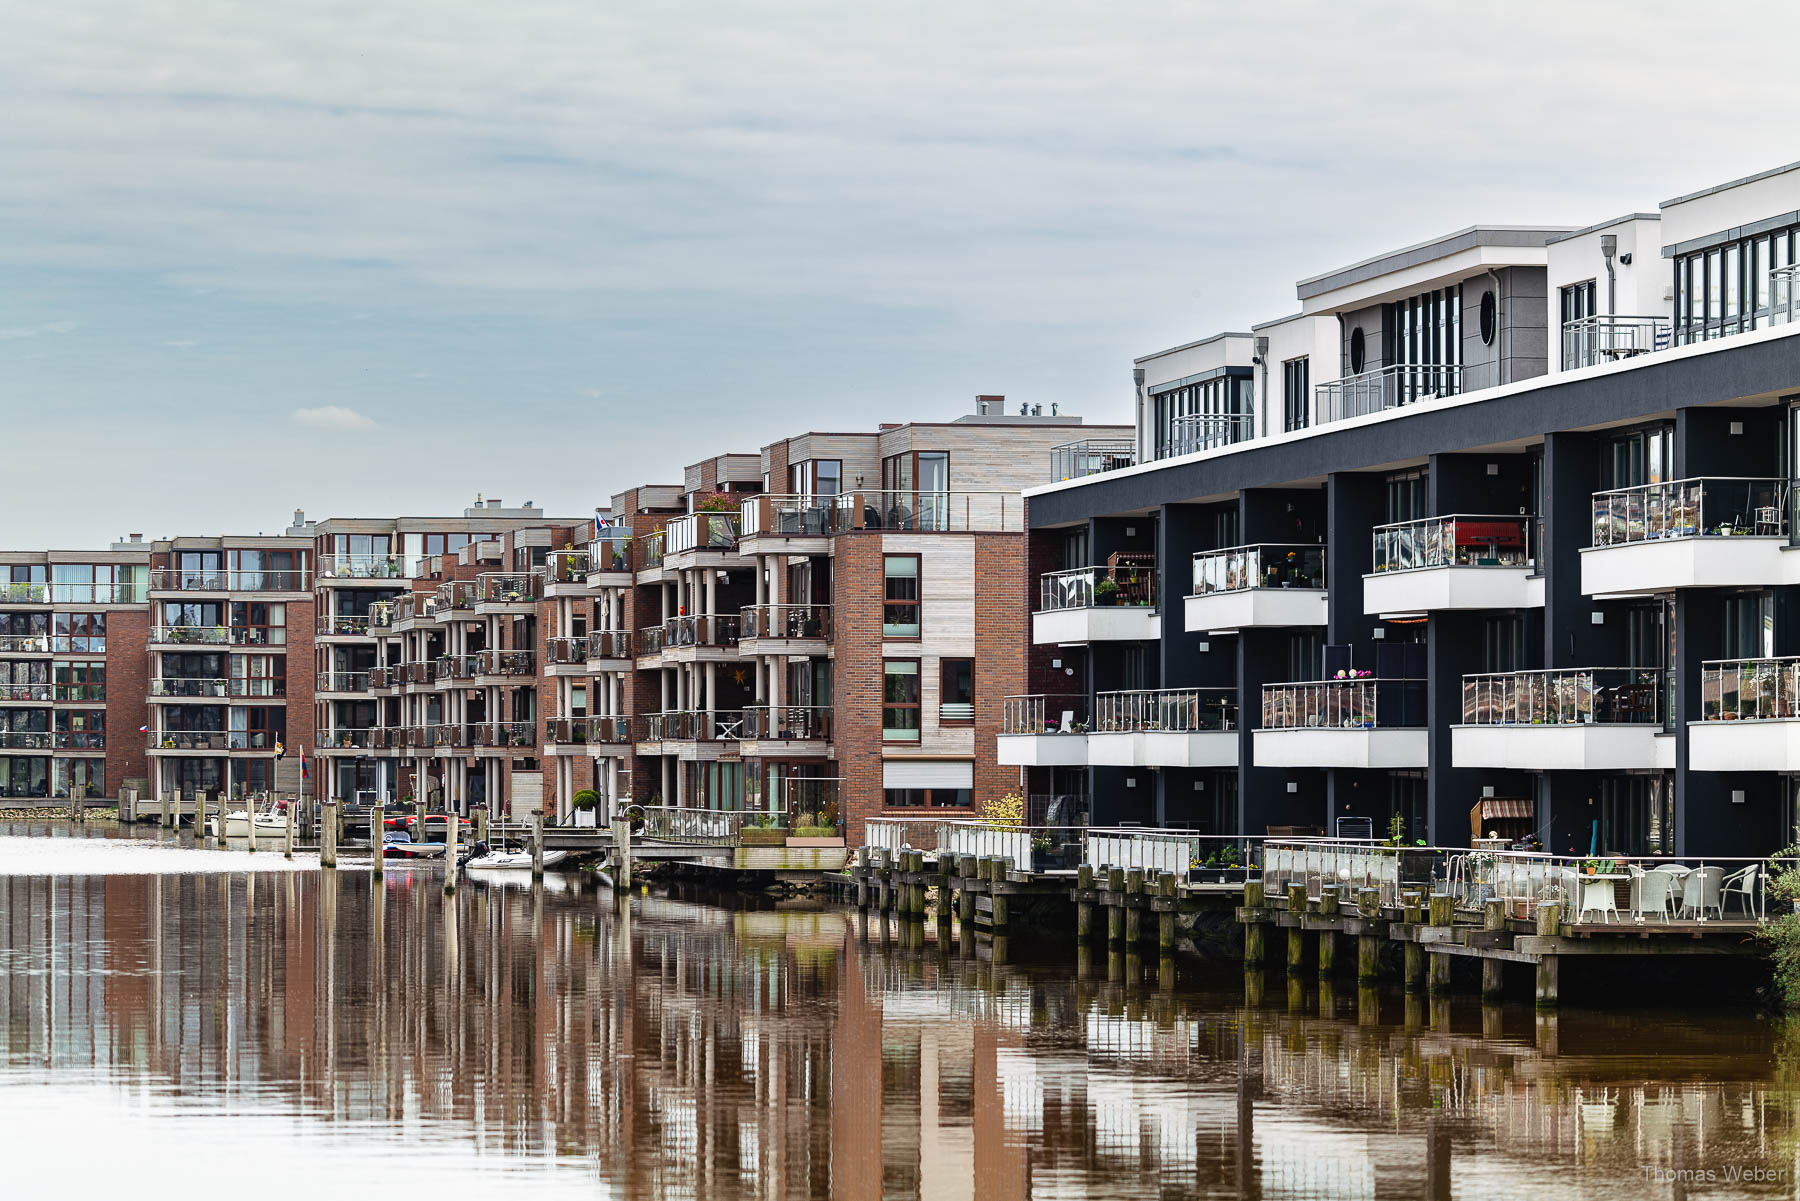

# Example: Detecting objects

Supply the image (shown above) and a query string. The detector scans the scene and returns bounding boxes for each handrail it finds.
[1095,688,1236,733]
[1191,543,1325,594]
[1591,476,1786,544]
[1314,361,1491,425]
[1051,438,1136,481]
[1371,514,1534,572]
[1261,678,1426,729]
[828,491,1023,534]
[1700,657,1800,721]
[1001,694,1089,735]
[739,604,833,641]
[154,677,286,698]
[1462,667,1666,725]
[150,569,311,592]
[1561,314,1670,369]
[1038,564,1157,612]
[739,494,835,539]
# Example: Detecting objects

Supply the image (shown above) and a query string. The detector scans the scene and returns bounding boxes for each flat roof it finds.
[1295,226,1572,301]
[1132,331,1253,366]
[1661,159,1800,208]
[1543,213,1661,246]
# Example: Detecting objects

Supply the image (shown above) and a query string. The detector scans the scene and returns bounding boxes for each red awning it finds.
[1475,797,1533,820]
[1454,521,1525,548]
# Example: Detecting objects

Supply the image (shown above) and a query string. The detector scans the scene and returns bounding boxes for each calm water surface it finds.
[4,821,1800,1199]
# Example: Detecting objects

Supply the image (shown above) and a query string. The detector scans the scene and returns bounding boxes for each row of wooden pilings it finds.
[854,848,1021,937]
[1074,863,1185,954]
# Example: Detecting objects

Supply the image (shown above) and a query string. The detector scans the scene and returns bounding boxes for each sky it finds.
[3,0,1798,546]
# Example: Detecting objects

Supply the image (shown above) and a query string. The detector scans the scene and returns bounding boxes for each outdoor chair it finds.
[1721,864,1761,918]
[1680,866,1725,920]
[1577,875,1619,924]
[1631,866,1680,921]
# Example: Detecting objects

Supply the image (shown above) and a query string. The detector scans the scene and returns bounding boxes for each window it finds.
[1281,357,1309,432]
[940,659,973,723]
[788,459,843,499]
[1384,468,1429,524]
[1674,225,1798,344]
[883,787,971,808]
[1151,372,1254,459]
[883,555,920,638]
[52,612,105,653]
[1723,591,1775,660]
[882,660,920,741]
[52,663,104,702]
[1599,773,1672,856]
[230,602,286,646]
[1559,281,1597,367]
[1602,423,1672,490]
[1378,285,1463,401]
[1481,615,1525,674]
[1287,632,1321,681]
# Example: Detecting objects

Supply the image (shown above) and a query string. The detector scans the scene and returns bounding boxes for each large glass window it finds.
[52,663,104,702]
[1384,468,1430,524]
[788,459,843,499]
[882,556,920,639]
[1723,591,1776,660]
[1674,225,1799,344]
[940,659,973,724]
[882,660,921,742]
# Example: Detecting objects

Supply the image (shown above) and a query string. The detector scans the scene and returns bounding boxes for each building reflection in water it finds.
[1,866,1797,1199]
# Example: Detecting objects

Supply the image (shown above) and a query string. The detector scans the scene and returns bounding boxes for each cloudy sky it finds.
[2,1,1794,545]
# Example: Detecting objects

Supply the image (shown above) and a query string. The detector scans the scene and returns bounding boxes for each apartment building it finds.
[1010,160,1800,860]
[0,544,150,800]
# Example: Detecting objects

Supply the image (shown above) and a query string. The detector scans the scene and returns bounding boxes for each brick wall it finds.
[831,533,883,843]
[104,607,149,797]
[285,597,316,758]
[972,534,1027,810]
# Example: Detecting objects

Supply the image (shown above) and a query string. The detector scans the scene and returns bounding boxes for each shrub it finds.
[978,792,1025,830]
[572,789,601,811]
[1761,845,1800,1007]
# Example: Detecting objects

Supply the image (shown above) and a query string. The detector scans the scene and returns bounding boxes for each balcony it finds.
[317,613,382,638]
[0,684,52,703]
[1584,477,1789,594]
[1160,412,1252,460]
[741,705,833,746]
[1561,315,1671,370]
[829,491,1024,534]
[740,495,834,544]
[1363,514,1541,614]
[1313,362,1492,426]
[149,730,281,753]
[317,554,405,581]
[1051,438,1136,481]
[587,533,634,577]
[544,635,587,667]
[661,613,741,656]
[1692,657,1800,771]
[318,727,381,750]
[665,512,740,559]
[639,530,667,572]
[998,694,1090,766]
[472,648,535,678]
[545,716,632,747]
[739,604,832,649]
[368,665,399,690]
[0,583,49,605]
[1091,688,1237,767]
[150,569,310,593]
[148,625,282,647]
[0,731,105,751]
[637,624,667,656]
[0,634,50,654]
[1185,544,1326,633]
[1452,668,1670,771]
[478,572,540,608]
[1254,678,1427,768]
[546,550,590,590]
[153,677,286,699]
[586,629,632,662]
[472,720,538,750]
[1033,564,1159,645]
[314,671,370,695]
[637,710,744,744]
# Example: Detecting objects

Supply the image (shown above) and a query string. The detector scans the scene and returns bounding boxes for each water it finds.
[3,822,1799,1199]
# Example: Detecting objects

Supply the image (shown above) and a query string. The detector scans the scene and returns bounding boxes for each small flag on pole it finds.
[139,724,148,734]
[275,739,285,759]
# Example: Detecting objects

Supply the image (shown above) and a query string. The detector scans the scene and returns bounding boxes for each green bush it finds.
[1762,845,1800,1007]
[572,789,601,811]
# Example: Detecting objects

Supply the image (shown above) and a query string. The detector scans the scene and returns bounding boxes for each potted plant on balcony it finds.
[739,809,790,847]
[1093,577,1119,607]
[570,788,601,828]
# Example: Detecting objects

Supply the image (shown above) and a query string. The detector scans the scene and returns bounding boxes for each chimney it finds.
[975,394,1004,416]
[129,534,142,543]
[488,498,502,509]
[292,509,305,527]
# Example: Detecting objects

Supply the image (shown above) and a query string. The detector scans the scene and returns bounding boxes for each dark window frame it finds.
[882,657,922,742]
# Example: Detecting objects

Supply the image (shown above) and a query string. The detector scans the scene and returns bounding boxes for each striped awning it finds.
[1476,797,1533,820]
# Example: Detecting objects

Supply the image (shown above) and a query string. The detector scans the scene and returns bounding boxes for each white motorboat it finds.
[463,847,568,871]
[208,808,289,840]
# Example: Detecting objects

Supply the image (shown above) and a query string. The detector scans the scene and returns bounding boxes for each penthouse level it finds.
[1015,160,1800,861]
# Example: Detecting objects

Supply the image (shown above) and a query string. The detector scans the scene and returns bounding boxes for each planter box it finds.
[739,827,789,847]
[786,836,845,848]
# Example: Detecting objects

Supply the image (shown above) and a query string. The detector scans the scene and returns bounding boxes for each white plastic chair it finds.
[1721,864,1760,918]
[1578,875,1620,924]
[1680,866,1724,920]
[1059,709,1076,733]
[1633,867,1679,921]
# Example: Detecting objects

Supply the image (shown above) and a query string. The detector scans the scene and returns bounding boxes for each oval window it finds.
[1480,291,1497,346]
[1349,327,1365,374]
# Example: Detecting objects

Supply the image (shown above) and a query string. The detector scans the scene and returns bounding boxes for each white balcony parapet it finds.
[1186,543,1326,632]
[1583,477,1790,594]
[998,694,1089,766]
[1692,656,1800,771]
[1032,563,1160,645]
[1452,667,1670,770]
[1254,678,1427,769]
[1364,514,1542,614]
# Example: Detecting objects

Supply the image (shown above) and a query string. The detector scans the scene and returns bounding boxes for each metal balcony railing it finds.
[1163,413,1252,458]
[1051,438,1136,481]
[1591,477,1786,545]
[739,604,832,641]
[150,569,310,592]
[1314,362,1492,425]
[1095,688,1236,732]
[1561,315,1671,369]
[1261,679,1427,729]
[664,613,740,649]
[320,728,380,749]
[1371,514,1534,572]
[314,672,370,693]
[638,710,745,742]
[666,512,740,555]
[479,573,539,604]
[367,666,398,689]
[0,635,50,654]
[149,730,281,752]
[1701,657,1800,721]
[740,494,834,538]
[317,614,379,637]
[473,648,535,677]
[1192,544,1325,594]
[1002,694,1089,735]
[318,554,405,580]
[472,721,537,749]
[546,715,631,745]
[0,684,52,702]
[586,629,631,659]
[154,678,285,698]
[1038,565,1156,612]
[640,531,666,570]
[0,730,106,750]
[545,635,587,665]
[829,491,1023,534]
[149,626,279,646]
[742,705,833,741]
[1461,668,1664,725]
[587,533,633,574]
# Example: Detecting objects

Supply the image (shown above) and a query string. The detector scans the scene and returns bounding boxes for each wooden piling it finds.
[989,857,1009,933]
[1535,956,1559,1007]
[1427,892,1455,928]
[160,791,174,830]
[612,816,632,890]
[1484,897,1507,933]
[1242,877,1266,965]
[284,802,295,860]
[1157,871,1177,954]
[1404,943,1424,992]
[1077,864,1094,940]
[1358,935,1380,982]
[371,805,385,876]
[320,800,338,868]
[1482,958,1504,1000]
[245,798,257,853]
[1124,868,1143,945]
[443,810,459,894]
[531,814,545,880]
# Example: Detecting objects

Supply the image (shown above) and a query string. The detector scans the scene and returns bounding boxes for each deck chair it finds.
[1577,876,1620,924]
[1721,864,1760,918]
[1632,866,1680,921]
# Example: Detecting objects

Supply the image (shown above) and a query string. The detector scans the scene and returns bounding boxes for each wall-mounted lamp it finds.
[1482,785,1496,798]
[1286,781,1298,794]
[1730,421,1745,436]
[1125,777,1137,789]
[1197,641,1210,653]
[1732,790,1746,804]
[1487,462,1499,476]
[1591,611,1605,625]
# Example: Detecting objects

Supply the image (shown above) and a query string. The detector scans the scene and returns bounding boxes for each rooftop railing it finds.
[1591,476,1786,544]
[1038,564,1156,612]
[1561,315,1671,370]
[1051,438,1136,481]
[740,494,834,539]
[1371,514,1534,572]
[317,554,405,580]
[1700,657,1800,721]
[1192,543,1324,594]
[1261,678,1426,729]
[1461,668,1665,725]
[1001,694,1089,735]
[1163,412,1252,458]
[150,569,310,592]
[666,512,740,555]
[829,491,1023,534]
[1314,361,1493,425]
[1096,687,1236,732]
[587,533,633,574]
[738,603,832,641]
[742,705,833,741]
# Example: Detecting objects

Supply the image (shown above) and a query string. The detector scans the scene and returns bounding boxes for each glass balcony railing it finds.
[149,730,282,752]
[637,624,667,655]
[1591,477,1786,545]
[149,626,280,646]
[1096,688,1236,732]
[1700,657,1800,721]
[317,614,380,637]
[1561,315,1671,369]
[473,649,535,677]
[740,495,834,539]
[1314,362,1493,425]
[640,531,666,570]
[638,711,745,742]
[0,731,106,750]
[472,721,536,749]
[1002,694,1089,735]
[664,614,740,649]
[1192,544,1324,594]
[320,728,380,749]
[546,716,631,745]
[829,491,1024,533]
[1051,438,1136,481]
[544,635,587,666]
[0,583,49,604]
[666,513,740,555]
[479,573,539,604]
[314,672,370,693]
[153,678,286,698]
[150,569,310,592]
[1038,565,1156,612]
[1371,514,1534,572]
[739,604,832,641]
[0,684,52,702]
[1262,678,1426,729]
[317,554,405,580]
[546,550,589,585]
[0,635,50,654]
[1461,668,1664,725]
[587,533,633,574]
